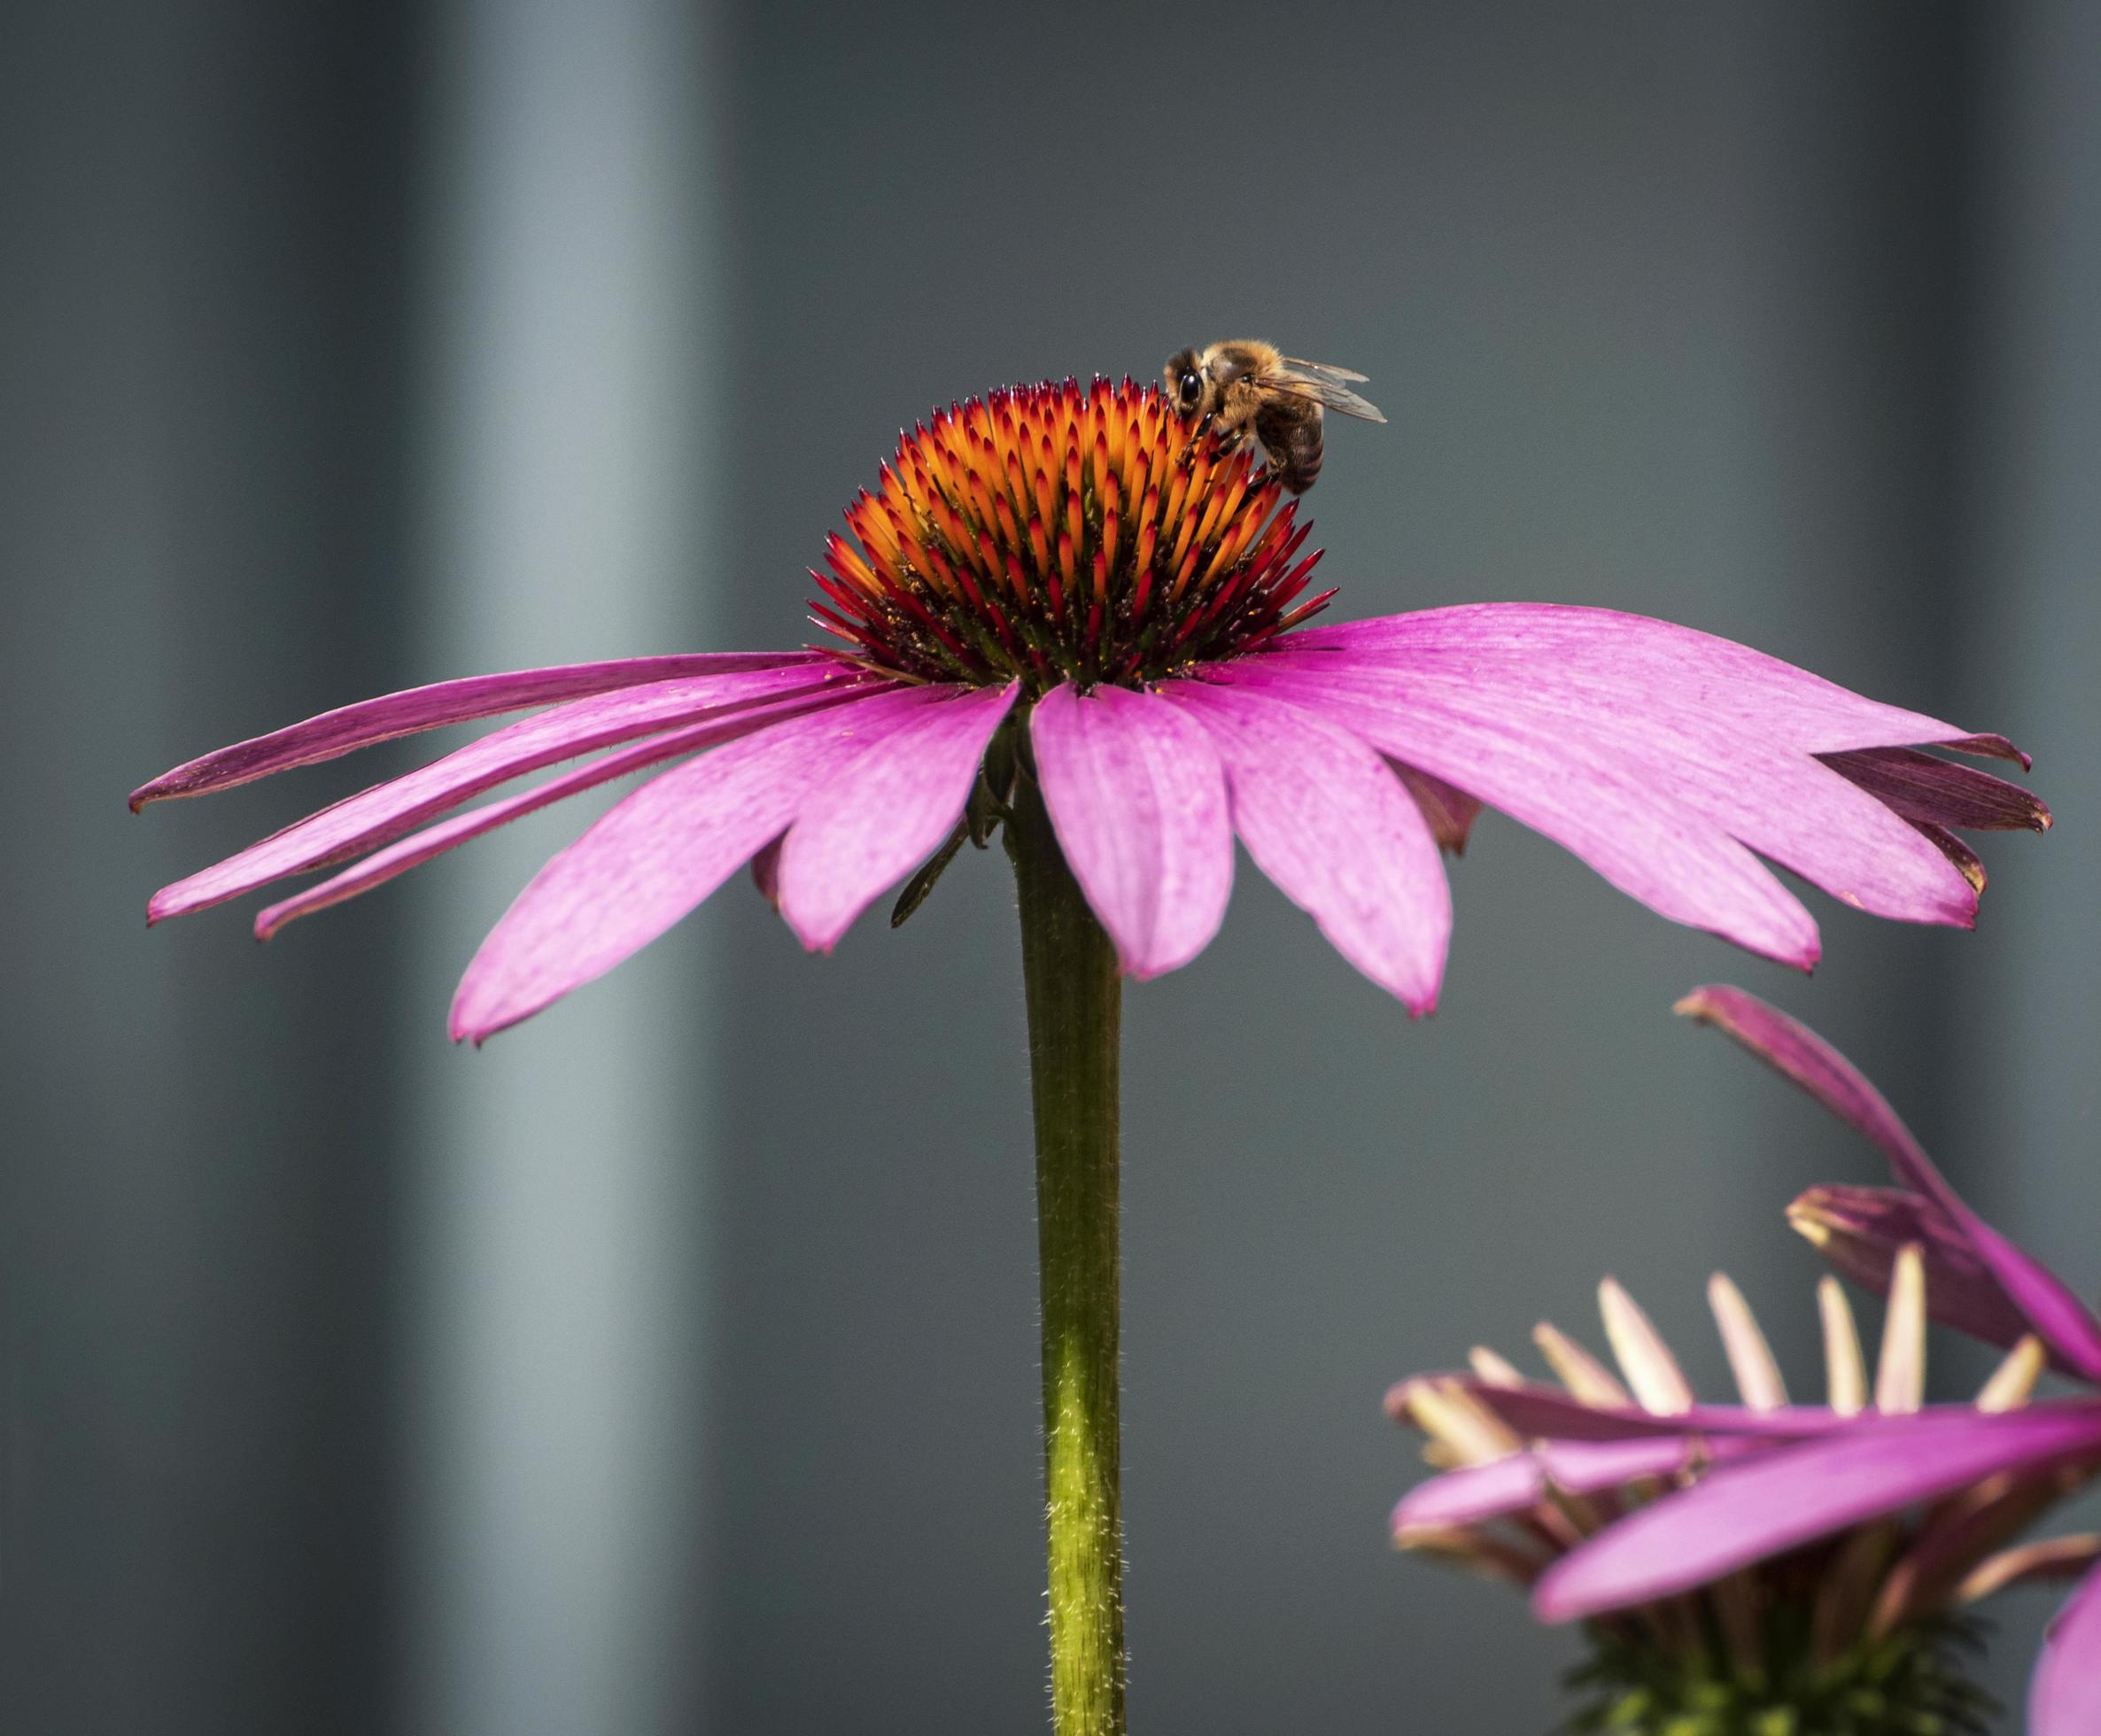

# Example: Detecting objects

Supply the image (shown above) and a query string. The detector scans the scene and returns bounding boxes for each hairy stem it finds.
[1008,771,1125,1736]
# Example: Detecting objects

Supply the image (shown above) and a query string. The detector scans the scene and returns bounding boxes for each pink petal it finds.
[1911,823,1988,895]
[252,683,884,939]
[1534,1403,2101,1620]
[1210,657,1822,967]
[1293,607,1969,753]
[1390,1376,1854,1443]
[1681,986,2101,1383]
[2032,1562,2101,1736]
[1030,683,1233,978]
[1536,1434,1767,1491]
[148,666,858,923]
[1393,1453,1547,1533]
[1252,644,1979,934]
[130,650,820,808]
[1819,746,2051,833]
[774,683,1019,952]
[1393,1437,1762,1536]
[1161,678,1450,1012]
[449,687,939,1042]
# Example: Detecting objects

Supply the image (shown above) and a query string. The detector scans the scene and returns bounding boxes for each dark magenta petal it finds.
[1818,746,2052,832]
[1681,985,2101,1383]
[129,650,820,808]
[1536,1402,2101,1620]
[1790,1184,2080,1370]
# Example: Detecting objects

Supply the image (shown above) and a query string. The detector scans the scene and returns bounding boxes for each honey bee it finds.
[1164,339,1386,493]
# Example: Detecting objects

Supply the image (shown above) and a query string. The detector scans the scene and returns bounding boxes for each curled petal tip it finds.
[446,996,478,1045]
[1529,1574,1585,1626]
[797,927,844,957]
[1673,986,1727,1022]
[1785,1193,1833,1248]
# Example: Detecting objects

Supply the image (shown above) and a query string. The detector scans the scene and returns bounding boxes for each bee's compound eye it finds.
[1178,371,1202,410]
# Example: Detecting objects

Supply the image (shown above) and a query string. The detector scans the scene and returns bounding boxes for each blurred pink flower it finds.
[136,380,2048,1040]
[1399,988,2101,1734]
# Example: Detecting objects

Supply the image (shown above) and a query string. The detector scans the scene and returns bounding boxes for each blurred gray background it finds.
[4,0,2095,1730]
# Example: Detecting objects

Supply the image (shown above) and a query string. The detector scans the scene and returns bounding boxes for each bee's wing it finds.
[1268,363,1387,423]
[1279,356,1369,384]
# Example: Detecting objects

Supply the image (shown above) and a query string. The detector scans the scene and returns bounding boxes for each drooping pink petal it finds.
[1393,1436,1764,1536]
[2030,1562,2101,1736]
[148,666,860,924]
[774,683,1019,951]
[1161,678,1450,1012]
[1818,747,2052,833]
[1206,657,1822,966]
[448,686,941,1042]
[252,683,887,938]
[1788,1184,2064,1367]
[1534,1403,2101,1620]
[1292,607,1987,756]
[1247,643,1981,935]
[129,650,822,808]
[1389,1376,1854,1443]
[1392,1452,1545,1535]
[1680,985,2101,1382]
[1030,683,1233,978]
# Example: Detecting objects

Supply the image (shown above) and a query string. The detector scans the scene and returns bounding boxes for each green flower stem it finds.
[1008,771,1126,1736]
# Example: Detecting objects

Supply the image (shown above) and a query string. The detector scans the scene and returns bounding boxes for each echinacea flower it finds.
[136,374,2052,1736]
[1464,988,2101,1735]
[1391,1241,2058,1732]
[135,376,2049,1038]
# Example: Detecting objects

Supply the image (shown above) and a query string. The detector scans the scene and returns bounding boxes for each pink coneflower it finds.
[136,376,2051,1736]
[1410,988,2101,1734]
[136,377,2047,1037]
[1392,1244,2042,1732]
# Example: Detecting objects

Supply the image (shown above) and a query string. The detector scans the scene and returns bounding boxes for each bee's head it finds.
[1165,348,1207,417]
